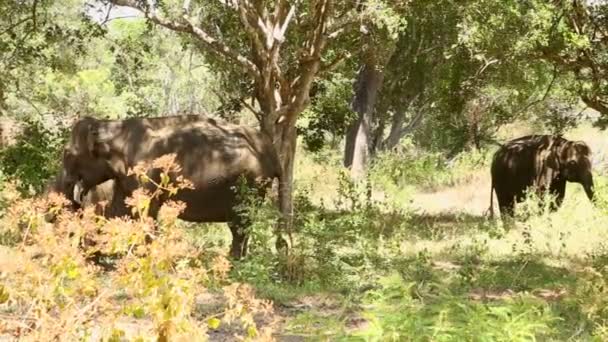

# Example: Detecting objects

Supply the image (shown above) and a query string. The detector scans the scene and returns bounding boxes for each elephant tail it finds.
[489,177,495,219]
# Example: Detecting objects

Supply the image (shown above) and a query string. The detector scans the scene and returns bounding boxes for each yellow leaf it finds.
[0,285,9,304]
[161,173,170,186]
[207,317,221,330]
[247,326,258,338]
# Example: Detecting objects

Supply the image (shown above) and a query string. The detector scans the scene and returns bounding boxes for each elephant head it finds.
[61,117,126,208]
[558,140,595,201]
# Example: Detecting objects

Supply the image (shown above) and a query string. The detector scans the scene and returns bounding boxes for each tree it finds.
[344,34,398,179]
[372,0,461,153]
[396,0,582,154]
[455,0,608,131]
[104,0,400,234]
[537,0,608,126]
[0,0,106,115]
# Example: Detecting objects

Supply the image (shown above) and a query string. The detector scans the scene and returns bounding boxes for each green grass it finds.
[179,167,608,340]
[5,122,608,340]
[170,131,608,340]
[262,123,608,340]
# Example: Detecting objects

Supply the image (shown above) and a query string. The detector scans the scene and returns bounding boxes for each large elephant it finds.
[58,114,282,259]
[490,134,595,218]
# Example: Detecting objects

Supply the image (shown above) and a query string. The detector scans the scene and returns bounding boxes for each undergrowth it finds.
[370,138,494,194]
[2,141,608,340]
[0,154,276,341]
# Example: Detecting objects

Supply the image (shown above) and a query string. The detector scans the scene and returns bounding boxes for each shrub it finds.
[0,154,276,340]
[369,138,493,193]
[0,118,68,195]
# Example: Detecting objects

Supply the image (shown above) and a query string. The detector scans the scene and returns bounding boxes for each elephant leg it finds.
[496,190,515,218]
[228,216,250,260]
[499,200,515,218]
[549,179,566,211]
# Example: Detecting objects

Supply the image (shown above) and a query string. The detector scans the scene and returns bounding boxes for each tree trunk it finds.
[382,108,407,151]
[343,122,357,168]
[344,63,385,179]
[369,110,387,159]
[348,113,371,179]
[381,107,425,151]
[274,119,297,235]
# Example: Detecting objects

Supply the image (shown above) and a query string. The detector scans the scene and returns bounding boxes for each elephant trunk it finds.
[582,173,595,203]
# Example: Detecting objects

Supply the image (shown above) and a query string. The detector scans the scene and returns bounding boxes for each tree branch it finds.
[237,1,267,56]
[286,0,330,115]
[274,3,295,43]
[239,97,264,122]
[31,0,39,30]
[0,17,32,37]
[582,95,608,116]
[513,64,559,116]
[320,51,351,73]
[327,8,358,39]
[110,0,260,79]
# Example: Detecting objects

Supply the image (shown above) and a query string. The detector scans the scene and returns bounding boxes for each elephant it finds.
[489,134,595,218]
[45,173,122,217]
[57,114,282,259]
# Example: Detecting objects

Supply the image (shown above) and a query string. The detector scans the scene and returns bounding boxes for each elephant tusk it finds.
[73,181,84,205]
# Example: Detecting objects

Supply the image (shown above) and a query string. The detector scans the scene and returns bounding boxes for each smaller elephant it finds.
[490,134,595,218]
[45,171,124,217]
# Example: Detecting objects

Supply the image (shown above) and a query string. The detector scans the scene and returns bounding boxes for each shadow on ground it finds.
[277,253,598,341]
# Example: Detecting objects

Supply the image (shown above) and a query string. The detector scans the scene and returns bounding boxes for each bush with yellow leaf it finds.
[0,154,276,341]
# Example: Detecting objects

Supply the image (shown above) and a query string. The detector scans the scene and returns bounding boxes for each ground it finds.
[1,123,608,341]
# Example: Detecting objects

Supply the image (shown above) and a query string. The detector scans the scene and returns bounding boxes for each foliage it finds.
[369,138,493,192]
[0,0,107,116]
[0,118,68,195]
[2,0,608,340]
[353,273,557,341]
[299,73,357,152]
[229,168,408,297]
[104,19,221,117]
[0,155,275,340]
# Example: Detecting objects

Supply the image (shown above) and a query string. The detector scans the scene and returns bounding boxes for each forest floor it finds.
[2,124,608,341]
[260,123,608,340]
[122,125,608,340]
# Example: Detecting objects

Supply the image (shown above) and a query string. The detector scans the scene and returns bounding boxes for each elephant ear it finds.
[85,119,113,157]
[558,140,591,163]
[573,141,591,157]
[534,138,561,190]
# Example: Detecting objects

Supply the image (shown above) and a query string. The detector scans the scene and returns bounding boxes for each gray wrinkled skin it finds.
[57,114,282,259]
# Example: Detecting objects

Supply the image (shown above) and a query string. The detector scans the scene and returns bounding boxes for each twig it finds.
[513,64,559,117]
[320,51,351,73]
[238,97,264,123]
[102,15,141,23]
[32,0,39,30]
[0,17,32,37]
[57,289,110,337]
[510,259,529,288]
[20,220,33,250]
[0,315,36,332]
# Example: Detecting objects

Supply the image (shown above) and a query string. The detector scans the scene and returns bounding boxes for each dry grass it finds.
[410,168,490,216]
[400,122,607,256]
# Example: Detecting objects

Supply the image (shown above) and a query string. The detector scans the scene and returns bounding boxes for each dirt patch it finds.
[411,171,492,216]
[468,287,567,302]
